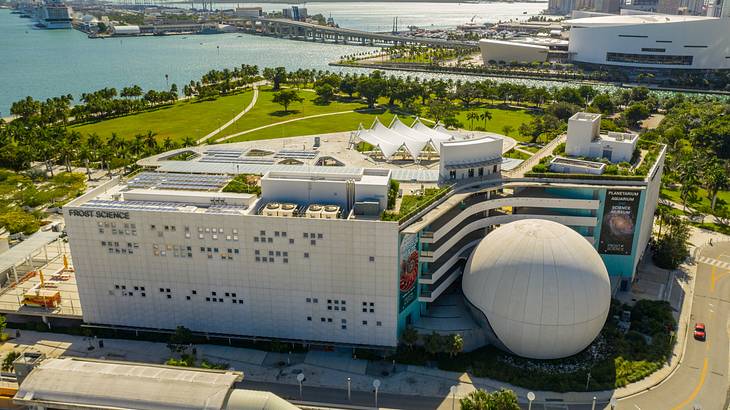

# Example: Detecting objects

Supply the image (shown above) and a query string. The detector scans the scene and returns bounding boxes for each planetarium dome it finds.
[462,219,611,360]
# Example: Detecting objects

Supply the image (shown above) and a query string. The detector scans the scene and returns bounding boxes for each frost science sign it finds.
[598,190,640,256]
[398,233,419,313]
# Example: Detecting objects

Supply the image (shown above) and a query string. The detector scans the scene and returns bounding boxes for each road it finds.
[619,242,730,410]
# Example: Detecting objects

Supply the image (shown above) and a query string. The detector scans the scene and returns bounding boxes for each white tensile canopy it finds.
[354,116,455,160]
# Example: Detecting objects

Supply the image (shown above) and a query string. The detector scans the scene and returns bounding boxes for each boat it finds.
[37,0,73,29]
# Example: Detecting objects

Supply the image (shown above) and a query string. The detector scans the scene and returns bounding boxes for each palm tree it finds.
[704,159,729,211]
[401,327,419,350]
[181,136,196,147]
[447,334,463,358]
[480,110,493,129]
[466,111,479,129]
[77,145,93,180]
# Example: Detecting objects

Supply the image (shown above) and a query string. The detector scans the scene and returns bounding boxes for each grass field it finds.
[71,90,254,142]
[214,88,375,141]
[455,107,534,140]
[661,187,730,212]
[221,109,416,143]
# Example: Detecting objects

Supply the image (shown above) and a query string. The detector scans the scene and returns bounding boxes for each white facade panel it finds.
[65,208,400,347]
[568,17,730,69]
[479,39,549,64]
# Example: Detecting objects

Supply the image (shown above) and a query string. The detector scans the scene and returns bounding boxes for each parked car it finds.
[694,323,706,341]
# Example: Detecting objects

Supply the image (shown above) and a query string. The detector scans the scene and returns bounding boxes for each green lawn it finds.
[222,109,415,143]
[455,107,534,141]
[661,187,730,212]
[71,90,254,142]
[214,88,375,141]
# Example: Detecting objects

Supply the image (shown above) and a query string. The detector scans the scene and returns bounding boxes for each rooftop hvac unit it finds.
[279,203,297,217]
[322,205,340,219]
[306,204,323,219]
[263,202,280,217]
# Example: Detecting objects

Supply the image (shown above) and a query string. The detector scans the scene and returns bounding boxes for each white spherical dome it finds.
[462,219,611,359]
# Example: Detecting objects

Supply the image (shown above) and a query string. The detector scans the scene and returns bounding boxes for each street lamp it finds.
[527,391,535,410]
[591,396,597,410]
[347,377,351,401]
[373,379,381,408]
[450,385,457,410]
[296,373,304,399]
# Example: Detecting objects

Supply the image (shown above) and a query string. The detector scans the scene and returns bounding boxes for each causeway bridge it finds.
[234,18,478,48]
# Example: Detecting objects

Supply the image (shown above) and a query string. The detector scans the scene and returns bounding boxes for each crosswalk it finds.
[697,256,730,270]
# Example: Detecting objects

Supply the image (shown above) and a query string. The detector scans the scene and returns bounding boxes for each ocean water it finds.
[1,3,566,115]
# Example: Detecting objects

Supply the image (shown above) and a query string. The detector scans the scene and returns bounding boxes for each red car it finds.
[694,323,706,341]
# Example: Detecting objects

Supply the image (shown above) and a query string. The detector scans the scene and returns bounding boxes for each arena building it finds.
[566,14,730,70]
[64,117,665,358]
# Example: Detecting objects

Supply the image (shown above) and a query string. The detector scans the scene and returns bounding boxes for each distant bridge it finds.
[235,18,478,48]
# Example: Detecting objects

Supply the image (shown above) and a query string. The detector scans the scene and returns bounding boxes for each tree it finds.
[459,388,520,410]
[2,351,20,372]
[502,125,514,136]
[263,67,287,90]
[167,326,193,354]
[272,89,304,113]
[480,111,493,129]
[623,103,650,128]
[315,83,336,104]
[466,111,480,129]
[703,159,728,211]
[401,326,418,350]
[446,334,463,357]
[356,74,385,109]
[427,99,458,124]
[653,216,690,269]
[424,332,443,356]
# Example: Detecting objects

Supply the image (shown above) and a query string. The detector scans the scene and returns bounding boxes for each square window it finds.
[115,285,120,289]
[327,306,332,310]
[317,233,323,239]
[307,316,312,321]
[313,298,318,303]
[275,251,281,256]
[369,256,375,262]
[283,251,288,257]
[363,308,367,313]
[225,292,230,297]
[232,299,237,304]
[269,257,274,262]
[341,325,347,330]
[304,252,309,258]
[275,231,280,237]
[342,307,346,311]
[141,292,146,297]
[212,297,217,302]
[212,292,217,296]
[255,250,260,255]
[206,297,211,301]
[166,288,171,293]
[362,302,367,306]
[306,297,311,303]
[260,230,266,236]
[289,239,294,244]
[219,299,223,303]
[370,309,374,313]
[239,299,244,304]
[232,293,237,298]
[134,286,139,291]
[234,249,239,254]
[282,232,287,237]
[370,302,374,306]
[362,321,367,326]
[321,318,325,322]
[328,299,332,304]
[327,318,332,323]
[128,292,133,297]
[269,250,274,256]
[342,301,346,305]
[334,306,340,311]
[255,256,261,262]
[192,290,197,295]
[254,237,259,242]
[283,258,288,263]
[160,288,164,292]
[166,294,171,299]
[377,321,382,326]
[186,295,191,300]
[334,300,339,304]
[303,233,309,238]
[311,240,316,245]
[267,238,273,243]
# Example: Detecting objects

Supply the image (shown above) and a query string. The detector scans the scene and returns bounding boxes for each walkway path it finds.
[196,83,262,145]
[215,109,355,143]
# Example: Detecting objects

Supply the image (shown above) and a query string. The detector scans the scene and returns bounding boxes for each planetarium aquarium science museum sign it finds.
[598,190,640,256]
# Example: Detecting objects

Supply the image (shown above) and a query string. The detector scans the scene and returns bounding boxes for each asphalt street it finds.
[619,242,730,410]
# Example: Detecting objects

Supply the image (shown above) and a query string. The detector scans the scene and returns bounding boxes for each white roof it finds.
[0,230,61,274]
[15,358,241,410]
[462,219,611,360]
[355,117,455,159]
[479,38,550,50]
[566,14,715,27]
